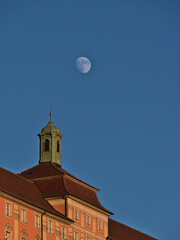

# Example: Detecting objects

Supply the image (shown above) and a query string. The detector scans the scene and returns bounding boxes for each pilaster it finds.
[14,203,19,240]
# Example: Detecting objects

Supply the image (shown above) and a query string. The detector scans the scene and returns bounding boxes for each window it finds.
[5,223,12,240]
[74,210,79,220]
[45,139,49,151]
[86,215,91,226]
[98,220,102,231]
[74,232,79,240]
[48,220,54,234]
[21,209,27,223]
[57,140,60,152]
[35,215,40,229]
[61,226,66,239]
[35,235,40,240]
[5,202,11,217]
[21,230,28,240]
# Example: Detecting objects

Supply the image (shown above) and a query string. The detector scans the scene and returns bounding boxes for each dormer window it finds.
[45,139,49,151]
[57,140,60,152]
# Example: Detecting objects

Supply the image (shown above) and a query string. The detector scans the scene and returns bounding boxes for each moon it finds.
[76,57,91,74]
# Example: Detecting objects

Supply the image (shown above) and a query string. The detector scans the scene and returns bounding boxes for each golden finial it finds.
[49,106,53,121]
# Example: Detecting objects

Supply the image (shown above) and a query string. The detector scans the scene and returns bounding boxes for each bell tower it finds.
[38,112,63,166]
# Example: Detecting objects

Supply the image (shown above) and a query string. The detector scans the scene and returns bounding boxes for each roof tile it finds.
[108,218,158,240]
[0,167,72,222]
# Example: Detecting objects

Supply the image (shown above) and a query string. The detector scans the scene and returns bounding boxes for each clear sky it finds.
[0,1,180,239]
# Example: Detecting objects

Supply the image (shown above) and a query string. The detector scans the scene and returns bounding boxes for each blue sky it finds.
[0,1,180,239]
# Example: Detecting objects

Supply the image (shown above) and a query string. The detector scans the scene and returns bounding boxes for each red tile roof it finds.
[33,175,111,213]
[33,176,68,197]
[0,167,72,222]
[20,163,99,191]
[19,163,112,214]
[108,218,158,240]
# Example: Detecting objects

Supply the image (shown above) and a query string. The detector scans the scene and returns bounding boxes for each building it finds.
[0,113,157,240]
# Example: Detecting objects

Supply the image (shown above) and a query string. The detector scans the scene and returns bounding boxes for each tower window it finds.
[45,139,49,151]
[57,140,60,152]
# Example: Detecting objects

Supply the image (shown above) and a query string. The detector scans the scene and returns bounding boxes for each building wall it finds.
[48,197,109,240]
[0,192,109,240]
[0,194,70,240]
[0,196,15,239]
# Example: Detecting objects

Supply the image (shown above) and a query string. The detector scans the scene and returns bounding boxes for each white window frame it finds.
[74,210,79,220]
[61,225,66,239]
[35,214,40,229]
[48,220,54,234]
[74,231,79,240]
[5,201,12,217]
[98,220,102,231]
[21,208,27,224]
[86,215,91,226]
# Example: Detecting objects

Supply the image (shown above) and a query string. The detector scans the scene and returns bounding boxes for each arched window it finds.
[35,235,40,240]
[57,140,60,152]
[5,223,12,240]
[44,139,49,151]
[21,230,28,240]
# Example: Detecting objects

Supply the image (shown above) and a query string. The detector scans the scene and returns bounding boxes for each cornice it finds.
[68,195,112,216]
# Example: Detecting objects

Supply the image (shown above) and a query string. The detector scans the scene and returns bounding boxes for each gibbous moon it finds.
[76,57,91,74]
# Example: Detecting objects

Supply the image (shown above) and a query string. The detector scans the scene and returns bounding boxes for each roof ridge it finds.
[51,164,100,191]
[19,164,39,174]
[50,163,65,175]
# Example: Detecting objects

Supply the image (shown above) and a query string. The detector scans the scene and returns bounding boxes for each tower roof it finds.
[38,113,63,137]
